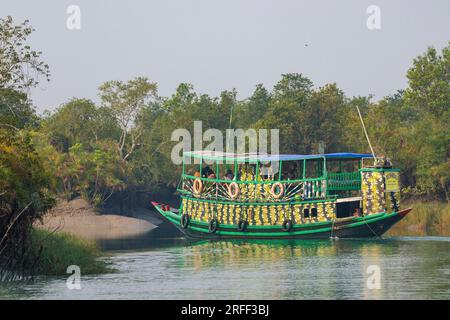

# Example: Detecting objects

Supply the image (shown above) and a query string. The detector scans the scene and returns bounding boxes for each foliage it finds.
[387,201,450,236]
[0,88,38,130]
[0,16,50,90]
[0,128,55,280]
[0,16,54,280]
[404,45,449,117]
[41,98,119,152]
[345,45,449,200]
[0,15,448,278]
[34,44,449,204]
[30,229,112,275]
[402,44,450,200]
[99,77,159,161]
[234,84,271,129]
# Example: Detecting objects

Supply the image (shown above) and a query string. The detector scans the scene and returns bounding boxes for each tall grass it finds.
[30,229,112,276]
[387,201,450,236]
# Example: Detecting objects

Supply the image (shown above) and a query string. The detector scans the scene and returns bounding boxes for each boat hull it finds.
[152,202,411,240]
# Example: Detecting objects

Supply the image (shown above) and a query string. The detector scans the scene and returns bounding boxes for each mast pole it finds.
[226,102,234,153]
[356,105,376,159]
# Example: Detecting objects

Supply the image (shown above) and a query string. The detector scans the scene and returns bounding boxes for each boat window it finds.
[327,159,359,173]
[344,160,359,172]
[303,208,310,218]
[218,163,233,180]
[336,200,360,218]
[238,163,256,181]
[281,161,300,180]
[184,162,201,177]
[259,162,276,181]
[326,160,341,173]
[311,208,318,218]
[305,159,322,178]
[201,165,216,178]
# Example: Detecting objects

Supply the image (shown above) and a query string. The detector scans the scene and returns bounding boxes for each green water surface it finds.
[1,236,449,299]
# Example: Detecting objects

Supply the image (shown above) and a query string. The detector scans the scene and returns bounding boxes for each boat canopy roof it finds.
[183,151,373,163]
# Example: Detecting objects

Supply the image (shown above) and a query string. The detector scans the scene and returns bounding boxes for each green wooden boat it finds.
[152,151,412,239]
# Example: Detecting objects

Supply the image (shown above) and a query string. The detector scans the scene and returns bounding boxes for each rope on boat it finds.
[330,215,381,239]
[363,216,382,239]
[330,218,336,239]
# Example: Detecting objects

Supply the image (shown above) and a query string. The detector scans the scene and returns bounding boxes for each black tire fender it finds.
[282,219,293,232]
[181,214,190,229]
[237,220,248,232]
[208,218,219,233]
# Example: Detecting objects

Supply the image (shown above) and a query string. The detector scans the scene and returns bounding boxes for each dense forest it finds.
[0,16,449,276]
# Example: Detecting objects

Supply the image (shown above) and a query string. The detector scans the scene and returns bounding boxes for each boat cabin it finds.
[178,151,400,224]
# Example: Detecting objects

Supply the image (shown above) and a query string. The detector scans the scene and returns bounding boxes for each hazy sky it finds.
[1,0,449,112]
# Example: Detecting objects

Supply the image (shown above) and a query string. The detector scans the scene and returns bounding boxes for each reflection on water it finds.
[97,226,188,251]
[1,236,449,300]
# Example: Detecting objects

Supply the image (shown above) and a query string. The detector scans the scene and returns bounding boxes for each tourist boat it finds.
[152,151,412,239]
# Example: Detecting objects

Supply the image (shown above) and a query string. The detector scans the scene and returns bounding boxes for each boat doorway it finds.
[336,197,361,218]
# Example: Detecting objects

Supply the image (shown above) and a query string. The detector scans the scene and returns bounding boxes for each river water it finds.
[1,234,449,300]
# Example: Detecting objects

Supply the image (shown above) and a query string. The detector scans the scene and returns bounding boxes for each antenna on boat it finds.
[356,105,376,159]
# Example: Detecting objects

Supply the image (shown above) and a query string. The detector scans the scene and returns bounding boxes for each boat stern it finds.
[151,201,183,228]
